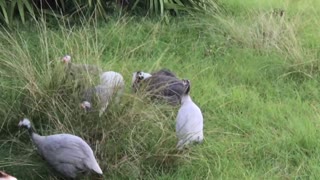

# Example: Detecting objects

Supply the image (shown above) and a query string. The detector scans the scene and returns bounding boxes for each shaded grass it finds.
[1,1,320,179]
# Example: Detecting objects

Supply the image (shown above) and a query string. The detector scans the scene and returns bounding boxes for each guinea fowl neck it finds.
[67,62,73,69]
[27,126,43,145]
[181,95,192,104]
[26,125,35,136]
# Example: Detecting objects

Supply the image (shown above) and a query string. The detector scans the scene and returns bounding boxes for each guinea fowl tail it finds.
[91,161,103,175]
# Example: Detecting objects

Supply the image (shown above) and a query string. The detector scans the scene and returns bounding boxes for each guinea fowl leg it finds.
[114,86,124,104]
[99,101,109,117]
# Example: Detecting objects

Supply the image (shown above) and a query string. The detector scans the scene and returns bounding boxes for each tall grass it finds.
[216,0,320,77]
[1,1,320,179]
[0,17,202,179]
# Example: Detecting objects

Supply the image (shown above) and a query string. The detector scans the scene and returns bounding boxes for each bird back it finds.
[33,133,102,178]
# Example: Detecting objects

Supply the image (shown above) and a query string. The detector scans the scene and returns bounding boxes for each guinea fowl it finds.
[0,171,17,180]
[18,118,103,179]
[81,71,125,116]
[176,79,204,150]
[131,69,185,106]
[61,55,103,78]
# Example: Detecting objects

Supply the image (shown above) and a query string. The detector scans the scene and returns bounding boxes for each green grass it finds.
[1,1,320,179]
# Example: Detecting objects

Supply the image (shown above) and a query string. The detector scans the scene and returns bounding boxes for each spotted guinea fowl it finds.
[176,79,204,150]
[0,171,17,180]
[61,55,103,78]
[81,71,125,116]
[131,69,185,106]
[18,118,103,179]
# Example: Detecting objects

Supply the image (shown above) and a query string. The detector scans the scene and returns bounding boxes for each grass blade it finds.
[17,0,25,24]
[160,0,164,16]
[0,1,9,24]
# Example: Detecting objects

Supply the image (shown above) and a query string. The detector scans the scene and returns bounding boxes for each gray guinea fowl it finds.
[61,55,103,78]
[80,71,125,116]
[18,118,103,179]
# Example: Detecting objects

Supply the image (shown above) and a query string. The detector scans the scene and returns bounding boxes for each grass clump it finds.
[0,18,197,179]
[203,1,320,78]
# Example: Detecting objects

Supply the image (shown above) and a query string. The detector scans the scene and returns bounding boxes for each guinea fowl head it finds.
[131,71,152,85]
[139,71,152,80]
[80,101,92,111]
[0,171,17,180]
[182,79,191,95]
[61,55,71,64]
[180,79,192,104]
[18,118,31,129]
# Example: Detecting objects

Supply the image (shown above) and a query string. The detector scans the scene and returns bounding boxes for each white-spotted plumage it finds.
[176,80,204,150]
[18,118,103,179]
